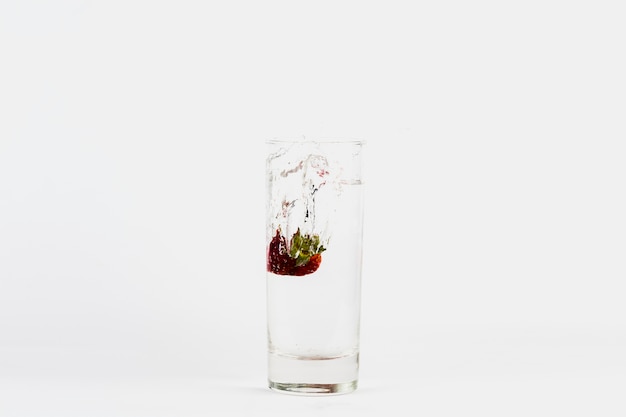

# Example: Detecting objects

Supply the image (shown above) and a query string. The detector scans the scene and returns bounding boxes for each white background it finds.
[1,1,625,416]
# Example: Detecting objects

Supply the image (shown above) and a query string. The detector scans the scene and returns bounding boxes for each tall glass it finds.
[265,138,365,395]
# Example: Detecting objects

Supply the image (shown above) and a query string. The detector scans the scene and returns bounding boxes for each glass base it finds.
[268,352,359,396]
[269,380,357,395]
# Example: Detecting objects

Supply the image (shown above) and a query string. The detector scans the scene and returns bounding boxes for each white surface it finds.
[1,1,625,416]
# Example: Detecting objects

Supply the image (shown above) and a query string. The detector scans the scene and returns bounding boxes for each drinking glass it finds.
[265,138,365,395]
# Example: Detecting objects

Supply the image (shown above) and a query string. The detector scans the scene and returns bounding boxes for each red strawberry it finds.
[267,228,325,276]
[267,229,293,274]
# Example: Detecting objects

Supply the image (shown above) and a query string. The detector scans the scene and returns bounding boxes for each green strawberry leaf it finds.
[289,228,326,267]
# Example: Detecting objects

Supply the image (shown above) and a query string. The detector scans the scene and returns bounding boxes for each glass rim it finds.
[266,136,365,145]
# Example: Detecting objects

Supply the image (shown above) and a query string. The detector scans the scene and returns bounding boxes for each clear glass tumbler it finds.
[265,138,365,395]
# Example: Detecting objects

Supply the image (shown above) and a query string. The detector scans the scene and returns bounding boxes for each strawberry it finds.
[267,229,293,274]
[267,228,325,276]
